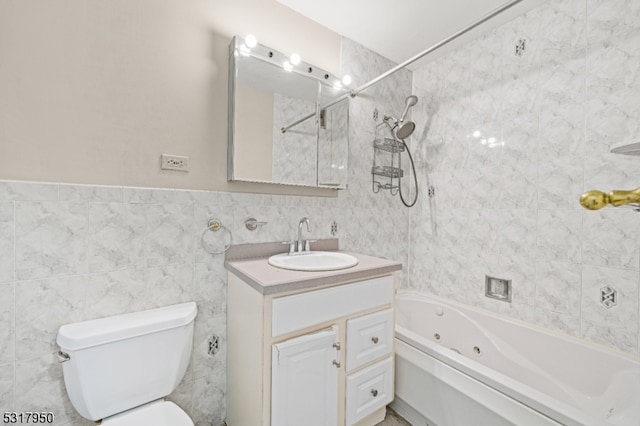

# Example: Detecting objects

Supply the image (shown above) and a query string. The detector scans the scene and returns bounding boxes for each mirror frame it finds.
[227,36,349,189]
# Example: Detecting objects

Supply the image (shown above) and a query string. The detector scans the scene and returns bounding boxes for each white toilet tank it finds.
[56,302,197,422]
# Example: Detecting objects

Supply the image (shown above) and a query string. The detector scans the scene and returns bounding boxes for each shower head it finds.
[396,121,416,140]
[382,117,416,139]
[399,95,418,123]
[382,95,419,140]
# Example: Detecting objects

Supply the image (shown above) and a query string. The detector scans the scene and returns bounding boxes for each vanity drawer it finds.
[346,308,393,372]
[271,275,393,338]
[345,357,393,426]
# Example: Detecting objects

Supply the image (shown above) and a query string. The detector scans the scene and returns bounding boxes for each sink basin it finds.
[268,251,358,271]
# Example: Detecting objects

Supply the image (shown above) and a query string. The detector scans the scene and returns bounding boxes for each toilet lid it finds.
[101,400,193,426]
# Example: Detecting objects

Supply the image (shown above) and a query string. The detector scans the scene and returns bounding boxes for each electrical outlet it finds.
[161,154,189,172]
[208,335,220,356]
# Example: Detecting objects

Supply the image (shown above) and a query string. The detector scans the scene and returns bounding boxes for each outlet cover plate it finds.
[161,154,189,172]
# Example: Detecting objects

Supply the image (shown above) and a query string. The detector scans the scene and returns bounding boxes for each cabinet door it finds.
[272,325,339,426]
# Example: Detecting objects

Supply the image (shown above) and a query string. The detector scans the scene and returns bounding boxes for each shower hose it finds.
[397,138,418,208]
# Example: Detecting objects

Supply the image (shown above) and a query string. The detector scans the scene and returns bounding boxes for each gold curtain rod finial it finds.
[580,188,640,210]
[580,190,608,210]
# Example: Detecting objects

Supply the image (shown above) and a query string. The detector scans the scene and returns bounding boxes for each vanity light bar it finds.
[232,36,348,92]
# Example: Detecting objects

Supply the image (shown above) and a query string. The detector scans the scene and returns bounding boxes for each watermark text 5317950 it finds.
[3,412,55,424]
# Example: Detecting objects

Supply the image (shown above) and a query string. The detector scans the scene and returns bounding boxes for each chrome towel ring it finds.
[200,218,232,255]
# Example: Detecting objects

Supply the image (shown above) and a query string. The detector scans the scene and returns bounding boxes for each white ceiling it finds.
[276,0,547,69]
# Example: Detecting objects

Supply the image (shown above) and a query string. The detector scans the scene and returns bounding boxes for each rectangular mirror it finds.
[228,36,349,189]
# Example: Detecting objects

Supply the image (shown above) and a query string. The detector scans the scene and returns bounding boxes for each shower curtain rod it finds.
[280,0,525,134]
[350,0,525,96]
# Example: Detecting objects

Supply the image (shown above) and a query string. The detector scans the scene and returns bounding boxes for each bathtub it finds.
[392,291,640,426]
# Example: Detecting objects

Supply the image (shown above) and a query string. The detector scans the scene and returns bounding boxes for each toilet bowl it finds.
[101,400,192,426]
[56,302,197,424]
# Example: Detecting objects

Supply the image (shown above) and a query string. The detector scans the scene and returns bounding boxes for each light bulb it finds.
[283,61,293,72]
[290,53,301,65]
[341,75,352,86]
[245,34,257,48]
[333,81,343,90]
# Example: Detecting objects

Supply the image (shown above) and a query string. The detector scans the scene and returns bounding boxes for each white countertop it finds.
[225,251,402,295]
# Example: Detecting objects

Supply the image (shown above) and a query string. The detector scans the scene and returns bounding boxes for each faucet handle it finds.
[281,240,296,255]
[304,239,318,252]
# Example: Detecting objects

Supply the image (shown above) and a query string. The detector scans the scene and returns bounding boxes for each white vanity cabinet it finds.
[227,272,396,426]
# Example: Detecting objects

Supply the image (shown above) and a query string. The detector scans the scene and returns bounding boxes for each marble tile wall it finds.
[409,0,640,356]
[0,39,411,424]
[0,182,229,425]
[0,181,333,425]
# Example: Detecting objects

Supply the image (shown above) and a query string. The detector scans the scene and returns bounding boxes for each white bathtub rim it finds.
[396,291,640,424]
[396,325,608,426]
[395,337,565,426]
[395,290,640,424]
[397,290,640,363]
[397,293,597,410]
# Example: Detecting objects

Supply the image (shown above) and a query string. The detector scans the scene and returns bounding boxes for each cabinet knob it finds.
[332,360,341,368]
[333,342,341,350]
[371,336,379,344]
[371,389,378,397]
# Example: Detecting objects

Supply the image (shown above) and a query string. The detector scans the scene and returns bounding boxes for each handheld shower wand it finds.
[399,95,418,123]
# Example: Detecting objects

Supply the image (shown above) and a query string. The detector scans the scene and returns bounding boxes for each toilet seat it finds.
[101,400,193,426]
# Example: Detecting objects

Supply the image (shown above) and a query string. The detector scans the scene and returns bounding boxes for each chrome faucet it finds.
[297,217,311,253]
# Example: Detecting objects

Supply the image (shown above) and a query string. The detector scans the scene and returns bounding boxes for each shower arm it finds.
[280,0,525,134]
[382,115,399,128]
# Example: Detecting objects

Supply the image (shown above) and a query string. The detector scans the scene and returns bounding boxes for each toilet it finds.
[56,302,197,425]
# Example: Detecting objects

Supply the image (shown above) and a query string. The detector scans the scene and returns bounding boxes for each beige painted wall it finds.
[0,0,341,195]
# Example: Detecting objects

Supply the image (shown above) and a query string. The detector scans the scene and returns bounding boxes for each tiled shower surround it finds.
[409,0,640,354]
[2,0,640,424]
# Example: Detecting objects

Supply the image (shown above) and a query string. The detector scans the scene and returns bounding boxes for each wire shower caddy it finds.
[372,121,404,195]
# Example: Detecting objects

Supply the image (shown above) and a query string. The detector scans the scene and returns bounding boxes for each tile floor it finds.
[376,408,412,425]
